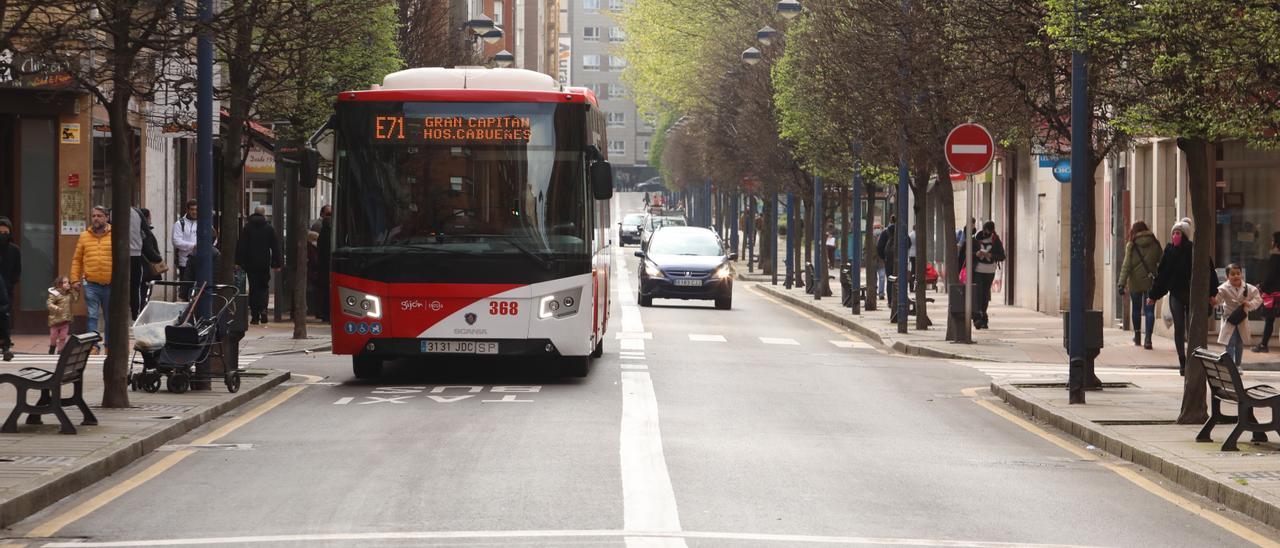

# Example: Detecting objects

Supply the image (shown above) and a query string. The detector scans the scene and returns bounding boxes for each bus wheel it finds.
[353,356,383,379]
[590,339,603,358]
[561,356,590,378]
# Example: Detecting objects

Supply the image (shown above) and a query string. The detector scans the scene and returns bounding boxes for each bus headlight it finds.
[339,287,382,319]
[539,288,583,319]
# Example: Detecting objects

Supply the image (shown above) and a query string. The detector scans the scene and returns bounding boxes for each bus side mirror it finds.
[299,148,320,188]
[591,160,613,200]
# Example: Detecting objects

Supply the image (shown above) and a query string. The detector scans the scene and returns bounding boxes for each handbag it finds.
[1263,291,1280,310]
[147,260,169,277]
[1227,305,1247,326]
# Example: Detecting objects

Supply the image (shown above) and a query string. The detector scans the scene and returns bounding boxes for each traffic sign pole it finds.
[962,174,974,344]
[944,122,993,345]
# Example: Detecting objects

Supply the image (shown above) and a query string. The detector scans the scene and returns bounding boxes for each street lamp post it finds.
[1068,1,1089,404]
[813,176,824,301]
[785,193,795,288]
[850,143,863,314]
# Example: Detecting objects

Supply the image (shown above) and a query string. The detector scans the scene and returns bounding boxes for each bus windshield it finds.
[334,101,589,259]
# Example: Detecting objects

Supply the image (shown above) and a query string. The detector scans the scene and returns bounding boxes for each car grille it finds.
[666,269,712,278]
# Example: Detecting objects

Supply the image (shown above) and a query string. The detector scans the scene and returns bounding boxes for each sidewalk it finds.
[742,271,1280,370]
[743,274,1280,531]
[0,319,330,527]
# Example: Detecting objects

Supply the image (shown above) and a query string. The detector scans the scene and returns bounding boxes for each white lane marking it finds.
[621,355,647,360]
[830,340,873,349]
[688,334,726,342]
[617,332,653,340]
[332,397,354,405]
[759,337,800,346]
[622,304,645,333]
[620,339,645,351]
[621,364,648,370]
[40,529,1100,547]
[621,372,683,536]
[619,350,647,356]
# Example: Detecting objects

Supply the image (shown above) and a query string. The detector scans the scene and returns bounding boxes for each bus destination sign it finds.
[374,115,533,143]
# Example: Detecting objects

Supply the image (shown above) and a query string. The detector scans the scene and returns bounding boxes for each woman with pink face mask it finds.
[1148,218,1220,375]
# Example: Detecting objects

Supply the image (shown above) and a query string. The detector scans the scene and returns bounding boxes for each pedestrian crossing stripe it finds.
[688,334,726,342]
[759,337,800,345]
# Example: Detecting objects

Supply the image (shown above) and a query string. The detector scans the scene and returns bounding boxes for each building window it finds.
[609,0,623,11]
[609,27,626,43]
[584,0,599,12]
[608,84,626,99]
[608,140,626,156]
[493,1,503,25]
[583,26,600,42]
[607,112,625,128]
[582,54,600,71]
[643,140,651,156]
[608,55,627,71]
[641,116,656,131]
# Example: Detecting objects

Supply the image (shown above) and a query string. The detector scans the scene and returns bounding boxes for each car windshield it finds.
[648,230,722,256]
[623,214,646,225]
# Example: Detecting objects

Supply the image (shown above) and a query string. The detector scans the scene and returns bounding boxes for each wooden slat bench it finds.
[1193,346,1280,451]
[0,333,100,435]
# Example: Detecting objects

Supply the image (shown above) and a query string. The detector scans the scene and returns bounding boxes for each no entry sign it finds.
[945,123,995,175]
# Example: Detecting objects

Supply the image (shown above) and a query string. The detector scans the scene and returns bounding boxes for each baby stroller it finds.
[128,281,242,394]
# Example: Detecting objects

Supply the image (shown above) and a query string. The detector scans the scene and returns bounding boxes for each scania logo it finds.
[429,301,443,311]
[464,313,477,325]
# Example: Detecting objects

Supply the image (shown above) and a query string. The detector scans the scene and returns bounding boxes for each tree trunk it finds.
[292,178,310,339]
[216,12,254,287]
[1177,136,1213,424]
[935,160,958,286]
[912,167,929,330]
[103,88,133,408]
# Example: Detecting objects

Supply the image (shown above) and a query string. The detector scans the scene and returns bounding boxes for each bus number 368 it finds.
[490,301,519,315]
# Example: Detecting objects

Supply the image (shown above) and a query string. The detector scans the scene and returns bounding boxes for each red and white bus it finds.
[320,67,613,378]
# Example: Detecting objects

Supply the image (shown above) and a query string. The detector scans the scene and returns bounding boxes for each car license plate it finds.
[674,279,703,287]
[420,340,499,354]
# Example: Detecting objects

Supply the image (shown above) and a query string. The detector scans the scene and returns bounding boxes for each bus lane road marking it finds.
[334,385,542,405]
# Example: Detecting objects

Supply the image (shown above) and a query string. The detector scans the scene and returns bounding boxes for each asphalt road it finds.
[6,192,1276,547]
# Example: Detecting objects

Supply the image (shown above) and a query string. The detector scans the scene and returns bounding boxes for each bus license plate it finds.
[421,341,499,354]
[674,279,703,287]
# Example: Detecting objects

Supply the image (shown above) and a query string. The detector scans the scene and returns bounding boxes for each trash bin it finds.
[840,260,853,307]
[1062,310,1104,353]
[804,262,815,294]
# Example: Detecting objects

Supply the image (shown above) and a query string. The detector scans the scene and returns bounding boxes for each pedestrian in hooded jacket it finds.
[1253,232,1280,353]
[235,207,283,325]
[1118,221,1163,349]
[1148,217,1220,375]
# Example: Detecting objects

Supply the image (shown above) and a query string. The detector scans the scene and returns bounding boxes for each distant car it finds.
[635,179,664,192]
[639,215,687,249]
[618,213,646,246]
[635,226,735,310]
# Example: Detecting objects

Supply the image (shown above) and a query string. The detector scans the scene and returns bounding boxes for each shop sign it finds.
[67,173,80,187]
[60,124,81,144]
[0,50,75,89]
[245,148,275,175]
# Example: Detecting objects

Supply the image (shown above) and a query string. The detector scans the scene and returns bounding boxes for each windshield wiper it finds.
[450,234,556,271]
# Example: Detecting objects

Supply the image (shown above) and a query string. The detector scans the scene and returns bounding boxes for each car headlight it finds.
[715,265,733,279]
[338,287,382,319]
[644,260,663,277]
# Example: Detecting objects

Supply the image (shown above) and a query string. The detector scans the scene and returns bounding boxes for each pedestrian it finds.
[907,228,918,290]
[316,208,333,322]
[127,206,146,319]
[1148,218,1220,375]
[310,204,331,233]
[0,217,19,361]
[1253,232,1280,353]
[643,193,650,207]
[1118,221,1162,349]
[236,206,283,325]
[71,206,113,354]
[172,200,197,298]
[1212,263,1262,366]
[873,222,886,299]
[825,222,837,264]
[958,220,1006,329]
[307,230,320,314]
[46,276,77,355]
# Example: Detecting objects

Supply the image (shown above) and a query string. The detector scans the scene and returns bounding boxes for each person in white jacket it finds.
[1212,263,1263,366]
[171,200,198,291]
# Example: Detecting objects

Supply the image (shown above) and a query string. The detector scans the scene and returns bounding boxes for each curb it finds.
[0,369,292,528]
[990,380,1280,530]
[750,281,986,361]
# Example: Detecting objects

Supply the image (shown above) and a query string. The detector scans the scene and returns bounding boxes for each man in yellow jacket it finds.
[70,206,112,353]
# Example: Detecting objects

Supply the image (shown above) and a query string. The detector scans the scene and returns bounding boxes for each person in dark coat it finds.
[1253,232,1280,353]
[1147,218,1220,375]
[0,217,19,360]
[235,207,283,325]
[958,221,1007,329]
